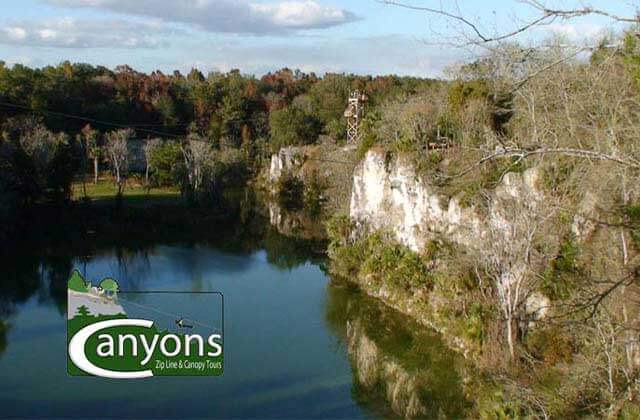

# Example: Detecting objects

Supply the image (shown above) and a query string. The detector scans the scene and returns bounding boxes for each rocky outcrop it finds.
[267,144,357,217]
[348,149,550,324]
[269,146,305,184]
[350,149,541,252]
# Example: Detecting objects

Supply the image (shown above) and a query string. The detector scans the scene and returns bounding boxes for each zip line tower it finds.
[344,90,367,143]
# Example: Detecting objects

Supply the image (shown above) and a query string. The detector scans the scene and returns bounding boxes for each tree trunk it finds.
[93,158,99,184]
[506,315,516,359]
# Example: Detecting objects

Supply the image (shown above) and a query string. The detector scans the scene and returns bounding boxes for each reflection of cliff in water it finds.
[326,281,470,419]
[268,201,327,240]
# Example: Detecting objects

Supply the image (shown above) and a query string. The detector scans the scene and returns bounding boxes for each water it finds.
[0,221,468,418]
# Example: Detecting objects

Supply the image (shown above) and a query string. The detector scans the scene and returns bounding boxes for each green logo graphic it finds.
[67,271,223,379]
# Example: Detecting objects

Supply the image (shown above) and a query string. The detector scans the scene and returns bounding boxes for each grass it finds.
[72,177,181,207]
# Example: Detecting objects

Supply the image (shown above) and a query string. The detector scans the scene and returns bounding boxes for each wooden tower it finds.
[344,90,367,143]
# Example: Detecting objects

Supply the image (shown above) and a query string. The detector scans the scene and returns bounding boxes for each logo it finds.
[67,271,223,378]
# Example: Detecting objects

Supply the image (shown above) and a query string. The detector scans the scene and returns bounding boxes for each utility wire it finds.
[126,116,270,127]
[0,100,181,138]
[0,100,359,166]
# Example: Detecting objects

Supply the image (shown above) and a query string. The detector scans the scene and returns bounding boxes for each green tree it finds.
[149,141,184,187]
[269,106,321,150]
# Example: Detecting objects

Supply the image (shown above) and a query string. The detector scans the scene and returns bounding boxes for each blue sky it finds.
[0,0,635,77]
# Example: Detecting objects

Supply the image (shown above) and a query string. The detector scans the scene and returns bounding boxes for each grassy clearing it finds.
[72,177,181,206]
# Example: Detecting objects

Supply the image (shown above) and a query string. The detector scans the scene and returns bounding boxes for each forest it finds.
[0,62,438,233]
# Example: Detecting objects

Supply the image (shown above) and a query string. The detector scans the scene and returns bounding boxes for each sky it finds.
[0,0,636,77]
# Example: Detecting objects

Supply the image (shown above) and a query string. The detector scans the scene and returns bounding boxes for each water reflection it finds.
[326,281,470,419]
[0,213,468,418]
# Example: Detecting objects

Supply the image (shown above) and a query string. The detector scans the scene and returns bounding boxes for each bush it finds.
[526,325,573,364]
[303,171,326,215]
[326,216,434,290]
[540,239,580,301]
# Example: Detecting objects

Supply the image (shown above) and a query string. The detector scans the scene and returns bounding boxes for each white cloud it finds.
[45,0,358,35]
[250,1,350,28]
[545,23,606,43]
[0,18,172,48]
[6,27,27,41]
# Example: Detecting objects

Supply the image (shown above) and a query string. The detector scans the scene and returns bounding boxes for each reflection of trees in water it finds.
[324,280,471,419]
[262,227,326,270]
[0,257,42,318]
[0,252,74,358]
[0,320,8,358]
[113,246,152,291]
[40,255,73,314]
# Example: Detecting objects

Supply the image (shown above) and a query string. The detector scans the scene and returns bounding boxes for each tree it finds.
[382,1,637,49]
[269,106,321,150]
[181,135,215,196]
[142,138,161,186]
[476,192,553,359]
[2,118,76,204]
[148,140,183,187]
[104,128,134,187]
[80,124,101,184]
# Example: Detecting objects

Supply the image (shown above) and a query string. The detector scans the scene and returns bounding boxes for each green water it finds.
[0,221,468,418]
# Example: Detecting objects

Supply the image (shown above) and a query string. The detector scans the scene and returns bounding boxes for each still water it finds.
[0,223,468,418]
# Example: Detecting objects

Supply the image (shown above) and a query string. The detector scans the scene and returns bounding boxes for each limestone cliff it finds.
[347,149,550,330]
[349,149,542,252]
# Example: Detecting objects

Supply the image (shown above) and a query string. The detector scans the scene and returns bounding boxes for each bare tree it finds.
[142,138,161,186]
[477,192,553,359]
[380,0,638,48]
[181,136,215,195]
[104,128,134,188]
[80,124,100,185]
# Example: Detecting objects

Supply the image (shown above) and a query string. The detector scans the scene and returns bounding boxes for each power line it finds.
[127,116,270,127]
[0,100,269,130]
[0,100,358,166]
[0,101,181,138]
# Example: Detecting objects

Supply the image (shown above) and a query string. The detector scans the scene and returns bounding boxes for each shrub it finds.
[327,218,434,290]
[526,325,574,364]
[540,240,580,301]
[303,171,326,215]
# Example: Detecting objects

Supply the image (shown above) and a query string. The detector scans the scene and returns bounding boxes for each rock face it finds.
[269,146,304,184]
[349,149,550,321]
[350,149,541,252]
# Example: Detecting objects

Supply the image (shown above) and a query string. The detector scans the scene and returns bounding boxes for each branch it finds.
[445,146,640,179]
[381,0,639,47]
